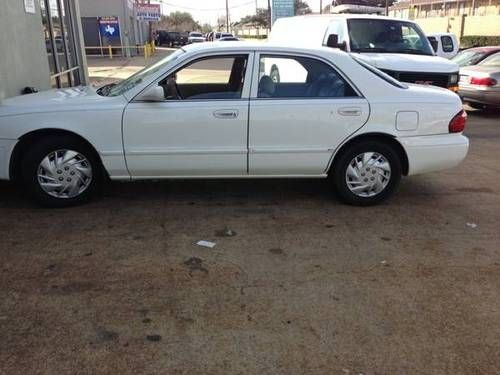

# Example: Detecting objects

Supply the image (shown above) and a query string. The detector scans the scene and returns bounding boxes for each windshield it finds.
[103,49,184,96]
[190,32,202,37]
[347,19,433,55]
[479,52,500,66]
[452,50,487,67]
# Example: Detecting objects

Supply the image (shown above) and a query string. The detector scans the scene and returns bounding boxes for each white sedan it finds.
[0,42,468,207]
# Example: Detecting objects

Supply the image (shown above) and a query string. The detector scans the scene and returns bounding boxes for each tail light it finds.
[449,110,467,133]
[469,77,497,86]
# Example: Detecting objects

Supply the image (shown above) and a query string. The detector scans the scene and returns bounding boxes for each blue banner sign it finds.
[98,16,120,38]
[272,0,295,25]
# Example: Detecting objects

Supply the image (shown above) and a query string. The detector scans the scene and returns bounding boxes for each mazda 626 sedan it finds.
[0,42,469,207]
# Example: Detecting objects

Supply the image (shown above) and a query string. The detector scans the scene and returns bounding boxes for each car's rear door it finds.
[248,52,369,175]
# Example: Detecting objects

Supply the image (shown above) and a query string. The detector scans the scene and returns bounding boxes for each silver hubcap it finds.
[37,149,92,199]
[345,152,391,197]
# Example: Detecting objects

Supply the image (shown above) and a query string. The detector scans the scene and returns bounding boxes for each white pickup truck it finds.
[269,14,460,91]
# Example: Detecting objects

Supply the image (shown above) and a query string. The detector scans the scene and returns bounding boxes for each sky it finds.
[158,0,328,25]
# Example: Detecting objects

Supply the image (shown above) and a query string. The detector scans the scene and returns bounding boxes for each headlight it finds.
[449,74,459,84]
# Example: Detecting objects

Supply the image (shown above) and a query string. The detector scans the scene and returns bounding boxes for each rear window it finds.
[351,56,408,89]
[441,36,454,53]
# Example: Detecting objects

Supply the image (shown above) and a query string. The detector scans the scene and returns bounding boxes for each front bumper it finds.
[398,134,469,176]
[0,138,17,181]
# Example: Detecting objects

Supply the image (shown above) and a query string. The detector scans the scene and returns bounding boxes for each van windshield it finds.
[347,19,433,56]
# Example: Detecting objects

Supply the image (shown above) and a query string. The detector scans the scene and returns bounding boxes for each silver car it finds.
[459,51,500,108]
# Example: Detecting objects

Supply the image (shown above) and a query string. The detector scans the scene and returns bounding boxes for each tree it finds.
[238,8,269,28]
[201,23,212,33]
[156,11,201,32]
[295,0,312,15]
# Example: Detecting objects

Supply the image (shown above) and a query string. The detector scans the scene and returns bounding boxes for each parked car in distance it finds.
[427,33,459,59]
[270,15,460,91]
[459,51,500,108]
[188,31,205,43]
[452,46,500,67]
[180,32,189,46]
[0,42,468,207]
[218,36,240,41]
[157,31,182,47]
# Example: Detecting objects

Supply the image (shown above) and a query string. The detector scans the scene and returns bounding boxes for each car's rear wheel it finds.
[20,136,103,207]
[332,141,402,206]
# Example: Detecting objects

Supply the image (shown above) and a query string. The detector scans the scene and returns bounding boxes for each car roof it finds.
[180,41,349,58]
[279,14,418,22]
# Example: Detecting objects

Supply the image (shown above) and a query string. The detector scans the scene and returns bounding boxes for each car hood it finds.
[0,86,124,117]
[352,53,459,73]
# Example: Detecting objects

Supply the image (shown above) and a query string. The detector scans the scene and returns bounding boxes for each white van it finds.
[427,33,460,59]
[269,15,460,91]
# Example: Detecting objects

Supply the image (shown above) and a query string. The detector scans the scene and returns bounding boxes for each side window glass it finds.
[441,36,454,53]
[159,55,247,100]
[258,55,357,99]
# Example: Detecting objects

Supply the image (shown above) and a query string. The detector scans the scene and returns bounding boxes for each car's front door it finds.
[248,53,369,175]
[123,53,253,177]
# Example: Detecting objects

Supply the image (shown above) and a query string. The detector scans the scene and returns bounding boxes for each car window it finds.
[351,56,408,89]
[441,36,454,53]
[104,49,184,96]
[159,55,248,100]
[479,52,500,66]
[258,55,357,98]
[451,50,485,67]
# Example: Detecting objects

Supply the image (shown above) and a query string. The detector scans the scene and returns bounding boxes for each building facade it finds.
[0,0,88,100]
[79,0,151,57]
[389,0,500,37]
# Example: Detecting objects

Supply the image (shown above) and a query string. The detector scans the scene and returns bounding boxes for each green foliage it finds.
[460,35,500,48]
[157,11,201,32]
[238,8,270,27]
[295,0,312,15]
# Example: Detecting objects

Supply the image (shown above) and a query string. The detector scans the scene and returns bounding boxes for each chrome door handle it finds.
[213,109,239,119]
[338,107,362,116]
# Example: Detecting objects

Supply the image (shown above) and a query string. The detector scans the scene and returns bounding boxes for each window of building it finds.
[257,55,358,98]
[40,0,81,88]
[159,55,248,100]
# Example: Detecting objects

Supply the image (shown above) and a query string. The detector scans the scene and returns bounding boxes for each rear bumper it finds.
[0,138,17,181]
[459,88,500,106]
[398,134,469,176]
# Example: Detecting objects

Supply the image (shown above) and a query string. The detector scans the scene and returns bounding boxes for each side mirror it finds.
[326,34,347,51]
[139,85,165,102]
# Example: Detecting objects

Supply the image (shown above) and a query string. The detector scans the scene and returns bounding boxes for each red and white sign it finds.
[136,3,161,21]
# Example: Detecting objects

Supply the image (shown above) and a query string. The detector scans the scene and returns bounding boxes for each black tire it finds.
[332,141,402,206]
[20,135,103,208]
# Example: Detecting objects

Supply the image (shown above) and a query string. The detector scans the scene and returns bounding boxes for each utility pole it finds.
[226,0,230,32]
[320,0,323,14]
[385,0,389,16]
[267,0,271,30]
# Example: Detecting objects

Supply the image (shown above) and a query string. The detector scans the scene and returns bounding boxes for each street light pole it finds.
[226,0,230,32]
[268,0,271,29]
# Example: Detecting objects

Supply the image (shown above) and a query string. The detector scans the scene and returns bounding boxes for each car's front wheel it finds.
[20,136,103,207]
[332,141,402,206]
